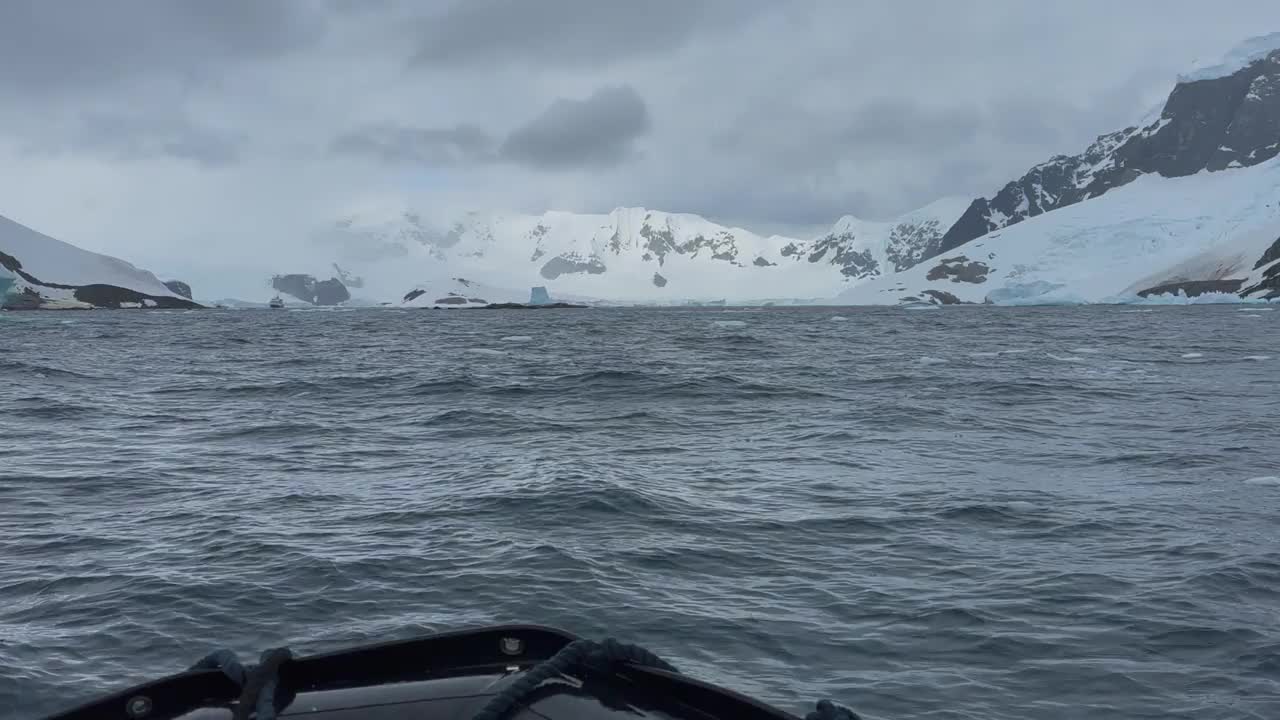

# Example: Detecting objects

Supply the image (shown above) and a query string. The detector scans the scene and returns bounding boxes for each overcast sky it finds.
[1,0,1278,277]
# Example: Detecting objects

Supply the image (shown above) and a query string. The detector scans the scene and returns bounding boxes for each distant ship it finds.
[268,295,285,309]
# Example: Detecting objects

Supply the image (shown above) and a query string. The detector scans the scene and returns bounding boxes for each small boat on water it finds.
[268,295,285,309]
[39,624,860,720]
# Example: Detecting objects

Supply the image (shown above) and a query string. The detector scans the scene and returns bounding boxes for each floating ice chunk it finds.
[1181,353,1204,359]
[1244,476,1280,486]
[501,335,533,343]
[918,356,948,365]
[713,320,748,328]
[903,305,938,311]
[830,315,850,322]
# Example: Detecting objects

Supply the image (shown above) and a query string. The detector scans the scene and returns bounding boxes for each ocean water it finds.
[0,305,1277,720]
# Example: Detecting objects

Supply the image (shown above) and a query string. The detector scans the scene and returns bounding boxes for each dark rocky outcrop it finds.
[271,274,350,305]
[637,216,740,265]
[652,272,668,287]
[539,254,607,279]
[933,48,1280,259]
[403,289,426,302]
[805,232,880,278]
[314,278,350,305]
[752,256,776,267]
[73,284,200,309]
[1242,235,1280,298]
[925,256,990,283]
[164,280,193,299]
[480,302,587,309]
[922,289,965,305]
[1137,279,1246,298]
[435,296,469,305]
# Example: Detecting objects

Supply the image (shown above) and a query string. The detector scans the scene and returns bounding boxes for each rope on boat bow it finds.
[189,646,292,720]
[471,637,862,720]
[472,638,678,720]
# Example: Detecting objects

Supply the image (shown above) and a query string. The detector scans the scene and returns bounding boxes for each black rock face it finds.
[652,272,668,287]
[805,232,881,278]
[271,274,349,305]
[164,280,193,299]
[922,289,965,305]
[933,49,1280,258]
[539,255,607,280]
[314,278,351,305]
[1137,279,1246,298]
[925,256,990,284]
[1242,235,1280,299]
[73,284,201,309]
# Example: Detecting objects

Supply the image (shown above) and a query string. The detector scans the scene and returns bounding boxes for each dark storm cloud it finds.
[499,86,650,169]
[334,85,651,171]
[331,124,496,166]
[410,0,768,67]
[0,0,324,94]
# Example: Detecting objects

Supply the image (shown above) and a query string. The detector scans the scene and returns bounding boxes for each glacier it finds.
[837,155,1280,306]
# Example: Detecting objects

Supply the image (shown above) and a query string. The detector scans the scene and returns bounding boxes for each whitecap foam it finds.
[829,315,850,322]
[1070,347,1102,354]
[903,305,938,311]
[501,335,533,343]
[1241,314,1263,318]
[1047,353,1085,363]
[1000,348,1032,355]
[1243,355,1272,361]
[1244,476,1280,486]
[1181,353,1204,359]
[969,351,1000,358]
[466,348,507,356]
[1005,501,1037,512]
[918,356,947,365]
[713,320,748,328]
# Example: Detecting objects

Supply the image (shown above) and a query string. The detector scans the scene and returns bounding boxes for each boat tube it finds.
[38,624,861,720]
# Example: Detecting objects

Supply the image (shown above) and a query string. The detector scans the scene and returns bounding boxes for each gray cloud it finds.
[499,86,650,169]
[0,1,324,95]
[410,0,768,67]
[332,124,495,166]
[4,0,1280,270]
[334,85,651,171]
[844,100,985,149]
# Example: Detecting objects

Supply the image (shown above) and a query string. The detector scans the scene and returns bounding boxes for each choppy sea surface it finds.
[1,305,1278,720]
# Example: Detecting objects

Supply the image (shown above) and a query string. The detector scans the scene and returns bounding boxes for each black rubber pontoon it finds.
[39,624,857,720]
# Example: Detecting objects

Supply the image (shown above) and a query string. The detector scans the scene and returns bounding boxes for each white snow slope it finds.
[311,201,967,304]
[836,156,1280,306]
[0,213,180,300]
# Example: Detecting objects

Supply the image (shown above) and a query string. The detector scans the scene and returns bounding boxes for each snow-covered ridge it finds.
[1180,32,1280,83]
[313,200,966,303]
[1,212,195,309]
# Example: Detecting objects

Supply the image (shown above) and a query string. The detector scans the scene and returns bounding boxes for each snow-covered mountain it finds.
[839,33,1280,306]
[310,200,966,304]
[0,213,198,309]
[932,33,1280,260]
